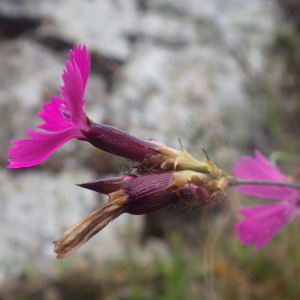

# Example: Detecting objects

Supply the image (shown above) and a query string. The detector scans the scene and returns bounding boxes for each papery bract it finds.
[234,150,300,250]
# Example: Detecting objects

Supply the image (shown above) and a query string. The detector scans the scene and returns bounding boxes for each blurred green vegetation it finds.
[1,209,300,300]
[264,23,300,156]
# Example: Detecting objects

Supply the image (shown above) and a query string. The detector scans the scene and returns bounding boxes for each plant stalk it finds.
[226,176,300,189]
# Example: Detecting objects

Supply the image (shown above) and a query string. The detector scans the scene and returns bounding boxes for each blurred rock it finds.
[110,0,281,163]
[0,168,144,281]
[0,0,140,61]
[0,0,48,18]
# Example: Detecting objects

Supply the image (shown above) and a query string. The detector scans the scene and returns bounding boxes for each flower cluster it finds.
[233,150,300,251]
[9,44,298,256]
[7,44,228,258]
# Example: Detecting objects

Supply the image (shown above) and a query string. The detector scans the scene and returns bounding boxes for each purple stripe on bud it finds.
[122,172,179,215]
[81,120,158,162]
[78,174,137,194]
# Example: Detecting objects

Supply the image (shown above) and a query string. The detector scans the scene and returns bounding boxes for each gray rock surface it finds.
[0,0,283,282]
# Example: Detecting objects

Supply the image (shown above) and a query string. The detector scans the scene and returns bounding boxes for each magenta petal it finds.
[37,96,71,132]
[7,44,91,169]
[234,150,289,181]
[59,60,85,126]
[7,128,84,168]
[39,44,90,130]
[58,44,90,128]
[234,150,296,200]
[236,203,294,251]
[70,44,90,93]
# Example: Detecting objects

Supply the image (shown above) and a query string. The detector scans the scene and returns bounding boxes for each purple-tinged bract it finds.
[122,172,179,215]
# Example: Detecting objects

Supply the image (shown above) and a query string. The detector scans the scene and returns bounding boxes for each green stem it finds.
[229,177,300,189]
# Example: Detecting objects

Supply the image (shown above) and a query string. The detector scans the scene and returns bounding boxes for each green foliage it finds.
[1,215,300,300]
[262,22,300,154]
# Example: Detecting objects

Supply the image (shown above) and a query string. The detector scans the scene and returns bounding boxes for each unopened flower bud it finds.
[54,172,180,259]
[77,173,137,194]
[114,172,180,215]
[53,170,228,259]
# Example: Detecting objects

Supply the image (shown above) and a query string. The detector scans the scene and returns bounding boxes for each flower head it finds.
[6,43,220,174]
[7,44,90,168]
[234,150,300,250]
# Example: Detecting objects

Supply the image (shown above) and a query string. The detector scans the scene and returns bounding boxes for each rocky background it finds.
[1,0,300,299]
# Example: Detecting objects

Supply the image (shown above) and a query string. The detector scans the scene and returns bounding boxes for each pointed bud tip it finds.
[77,174,137,194]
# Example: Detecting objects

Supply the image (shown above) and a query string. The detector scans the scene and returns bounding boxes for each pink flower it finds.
[234,150,300,250]
[7,44,90,168]
[7,44,158,168]
[6,43,229,175]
